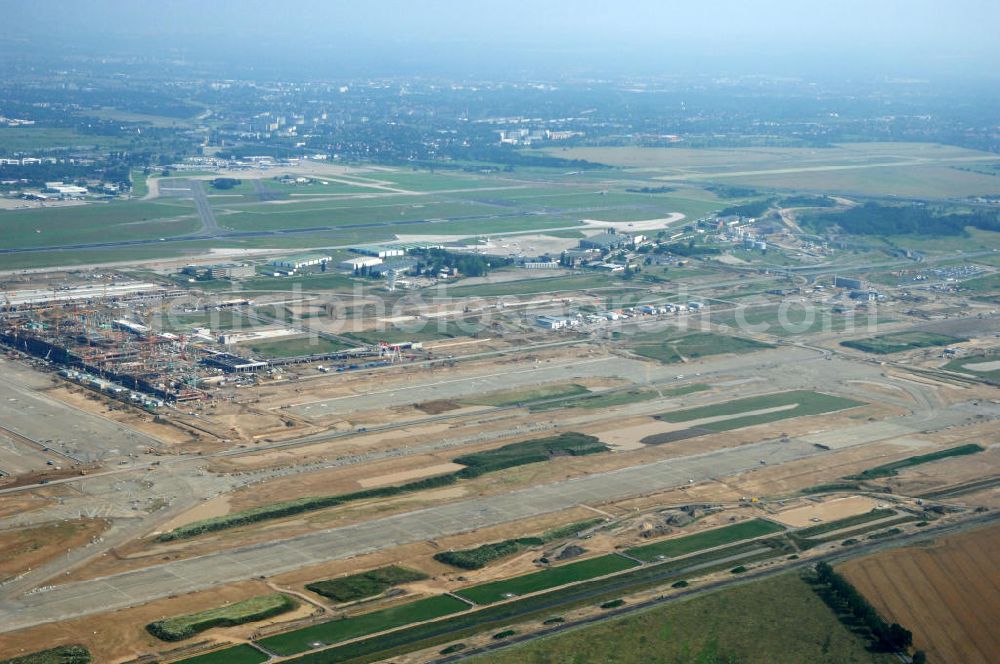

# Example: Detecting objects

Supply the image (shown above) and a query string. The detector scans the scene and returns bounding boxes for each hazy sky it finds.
[4,1,999,78]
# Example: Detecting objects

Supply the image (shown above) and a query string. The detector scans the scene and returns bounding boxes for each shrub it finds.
[0,645,92,664]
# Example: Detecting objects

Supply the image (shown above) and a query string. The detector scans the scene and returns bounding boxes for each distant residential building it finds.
[523,260,560,269]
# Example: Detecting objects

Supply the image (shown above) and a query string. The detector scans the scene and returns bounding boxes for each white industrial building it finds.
[337,256,383,271]
[536,315,579,330]
[270,254,331,270]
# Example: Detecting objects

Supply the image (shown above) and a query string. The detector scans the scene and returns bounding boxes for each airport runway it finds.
[1,396,991,635]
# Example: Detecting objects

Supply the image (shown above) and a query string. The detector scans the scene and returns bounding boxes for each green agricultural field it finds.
[655,390,863,431]
[279,540,786,664]
[245,336,352,359]
[845,444,985,480]
[146,594,296,642]
[306,566,428,603]
[472,573,894,664]
[841,331,965,354]
[172,644,269,664]
[628,331,774,364]
[461,383,590,407]
[258,594,469,656]
[626,519,785,563]
[456,555,639,605]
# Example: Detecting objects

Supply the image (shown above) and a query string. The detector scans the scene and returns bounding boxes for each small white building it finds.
[536,315,578,330]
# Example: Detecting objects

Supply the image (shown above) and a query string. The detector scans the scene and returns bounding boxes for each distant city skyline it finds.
[2,0,998,78]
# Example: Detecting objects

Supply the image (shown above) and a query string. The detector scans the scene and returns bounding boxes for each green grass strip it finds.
[257,594,469,656]
[845,444,984,480]
[626,519,785,563]
[455,554,638,605]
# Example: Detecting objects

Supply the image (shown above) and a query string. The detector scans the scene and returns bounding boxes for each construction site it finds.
[0,242,998,664]
[0,278,432,411]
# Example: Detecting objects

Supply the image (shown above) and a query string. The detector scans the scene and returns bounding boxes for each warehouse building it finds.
[536,315,579,330]
[579,232,630,250]
[368,258,419,276]
[208,263,255,279]
[337,256,384,271]
[834,276,864,290]
[270,254,331,270]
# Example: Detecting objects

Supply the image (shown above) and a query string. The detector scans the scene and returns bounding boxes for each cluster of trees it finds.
[718,198,774,218]
[813,562,913,653]
[807,202,1000,237]
[705,184,759,199]
[209,177,241,190]
[305,566,427,602]
[411,248,511,278]
[653,240,721,257]
[626,185,675,194]
[780,195,837,208]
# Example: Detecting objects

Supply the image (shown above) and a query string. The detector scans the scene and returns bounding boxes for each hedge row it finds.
[305,565,427,602]
[434,517,606,570]
[813,563,912,653]
[158,433,607,541]
[146,593,297,642]
[0,646,91,664]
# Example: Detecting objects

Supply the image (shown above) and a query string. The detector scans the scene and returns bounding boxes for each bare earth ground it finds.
[770,496,886,528]
[0,519,109,583]
[841,523,1000,664]
[0,579,285,663]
